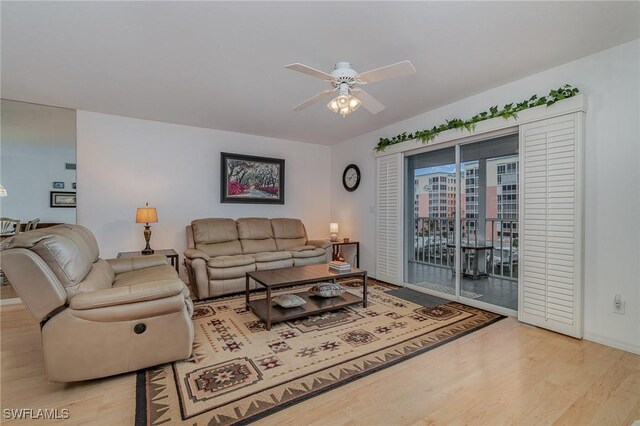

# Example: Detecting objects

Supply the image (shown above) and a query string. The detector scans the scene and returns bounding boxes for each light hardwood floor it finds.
[1,303,638,425]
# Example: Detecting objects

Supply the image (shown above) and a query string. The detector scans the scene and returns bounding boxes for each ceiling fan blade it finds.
[292,88,337,111]
[353,89,385,114]
[357,60,416,84]
[285,63,334,81]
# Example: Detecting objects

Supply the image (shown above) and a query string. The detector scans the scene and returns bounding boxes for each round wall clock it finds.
[342,164,361,192]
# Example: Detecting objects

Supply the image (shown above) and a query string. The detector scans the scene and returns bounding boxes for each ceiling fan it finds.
[285,60,416,117]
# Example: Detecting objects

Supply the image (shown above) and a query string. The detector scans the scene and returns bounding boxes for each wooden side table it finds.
[331,241,360,267]
[116,249,179,274]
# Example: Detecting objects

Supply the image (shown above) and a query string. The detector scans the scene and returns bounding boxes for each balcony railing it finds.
[413,216,518,280]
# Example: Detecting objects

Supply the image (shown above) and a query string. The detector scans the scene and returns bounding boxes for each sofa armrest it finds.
[184,248,210,261]
[70,280,185,310]
[184,257,209,299]
[307,239,332,250]
[106,255,169,275]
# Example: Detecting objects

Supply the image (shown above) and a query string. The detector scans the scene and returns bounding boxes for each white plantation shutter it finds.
[376,153,403,284]
[519,112,584,338]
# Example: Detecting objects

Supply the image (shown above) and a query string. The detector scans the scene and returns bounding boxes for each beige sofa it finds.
[184,217,331,299]
[0,224,194,382]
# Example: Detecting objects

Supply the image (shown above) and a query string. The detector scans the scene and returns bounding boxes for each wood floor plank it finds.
[1,303,638,425]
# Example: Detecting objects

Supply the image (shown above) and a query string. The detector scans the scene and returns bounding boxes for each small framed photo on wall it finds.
[50,191,76,208]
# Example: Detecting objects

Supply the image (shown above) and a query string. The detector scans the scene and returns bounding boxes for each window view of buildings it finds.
[414,156,519,243]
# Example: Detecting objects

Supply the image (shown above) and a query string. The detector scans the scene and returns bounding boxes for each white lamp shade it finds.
[329,223,339,233]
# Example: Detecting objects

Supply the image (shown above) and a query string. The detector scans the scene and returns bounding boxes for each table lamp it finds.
[330,222,339,242]
[136,203,158,255]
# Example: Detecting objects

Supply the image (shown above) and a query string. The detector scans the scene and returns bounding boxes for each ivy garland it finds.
[375,84,579,152]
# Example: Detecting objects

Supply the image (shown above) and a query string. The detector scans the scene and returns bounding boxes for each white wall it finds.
[0,100,76,224]
[331,39,640,353]
[76,112,331,266]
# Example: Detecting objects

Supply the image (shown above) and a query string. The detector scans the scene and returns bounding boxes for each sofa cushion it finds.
[208,263,256,280]
[274,237,308,251]
[240,238,277,254]
[207,255,255,268]
[250,251,292,263]
[237,218,277,254]
[73,225,100,262]
[47,224,100,262]
[107,255,168,275]
[191,218,244,256]
[4,225,97,292]
[271,218,306,239]
[192,218,238,244]
[70,280,185,310]
[237,218,273,239]
[197,240,243,257]
[289,248,326,258]
[287,245,318,252]
[71,259,115,298]
[113,264,179,288]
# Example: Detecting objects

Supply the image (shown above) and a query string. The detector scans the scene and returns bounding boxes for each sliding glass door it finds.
[404,147,457,296]
[459,135,519,310]
[404,135,519,313]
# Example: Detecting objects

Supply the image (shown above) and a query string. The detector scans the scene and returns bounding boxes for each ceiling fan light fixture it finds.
[327,93,361,117]
[328,99,340,113]
[349,96,362,111]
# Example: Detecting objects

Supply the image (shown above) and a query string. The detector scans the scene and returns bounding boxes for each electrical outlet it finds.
[613,294,625,315]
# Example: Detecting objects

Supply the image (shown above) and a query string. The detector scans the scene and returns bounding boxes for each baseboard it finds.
[0,297,22,306]
[584,332,640,355]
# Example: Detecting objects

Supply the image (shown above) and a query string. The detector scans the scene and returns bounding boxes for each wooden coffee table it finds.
[246,263,368,330]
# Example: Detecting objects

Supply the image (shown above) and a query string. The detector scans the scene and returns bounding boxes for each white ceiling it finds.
[2,1,639,145]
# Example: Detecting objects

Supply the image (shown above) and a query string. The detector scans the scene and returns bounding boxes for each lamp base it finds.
[330,233,338,242]
[142,224,154,255]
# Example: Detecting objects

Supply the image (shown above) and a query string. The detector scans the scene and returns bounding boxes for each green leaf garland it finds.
[374,84,579,152]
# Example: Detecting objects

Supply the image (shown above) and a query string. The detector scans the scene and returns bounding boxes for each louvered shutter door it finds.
[376,153,402,284]
[519,112,584,338]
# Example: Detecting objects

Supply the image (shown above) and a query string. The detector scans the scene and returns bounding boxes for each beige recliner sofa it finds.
[0,224,194,382]
[184,217,331,299]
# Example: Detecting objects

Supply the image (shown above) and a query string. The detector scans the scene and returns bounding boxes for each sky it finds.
[415,162,477,176]
[414,155,516,177]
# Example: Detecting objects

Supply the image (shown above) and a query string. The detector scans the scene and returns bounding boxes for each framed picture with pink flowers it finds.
[220,152,285,204]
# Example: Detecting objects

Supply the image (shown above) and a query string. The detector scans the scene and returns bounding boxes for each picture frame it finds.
[50,191,76,208]
[220,152,285,204]
[53,181,65,189]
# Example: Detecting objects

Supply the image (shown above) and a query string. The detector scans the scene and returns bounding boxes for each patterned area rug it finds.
[135,279,503,425]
